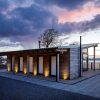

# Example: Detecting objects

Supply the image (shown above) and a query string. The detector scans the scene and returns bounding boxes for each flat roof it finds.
[0,43,98,56]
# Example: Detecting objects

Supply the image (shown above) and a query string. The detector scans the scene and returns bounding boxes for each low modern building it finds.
[0,43,98,81]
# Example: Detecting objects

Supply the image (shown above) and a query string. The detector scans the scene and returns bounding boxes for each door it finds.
[38,56,43,74]
[20,57,23,71]
[29,57,33,73]
[51,56,56,76]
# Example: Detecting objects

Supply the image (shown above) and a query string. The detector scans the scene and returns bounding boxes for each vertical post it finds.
[26,56,29,75]
[82,53,83,71]
[93,46,96,70]
[38,41,41,49]
[87,48,89,70]
[12,56,15,71]
[56,53,59,82]
[91,62,92,70]
[99,63,100,70]
[79,36,82,77]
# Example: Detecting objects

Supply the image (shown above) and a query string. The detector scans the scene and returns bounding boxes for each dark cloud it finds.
[0,0,9,11]
[0,0,100,40]
[95,0,100,7]
[0,4,57,37]
[34,0,88,10]
[58,14,100,34]
[11,5,56,29]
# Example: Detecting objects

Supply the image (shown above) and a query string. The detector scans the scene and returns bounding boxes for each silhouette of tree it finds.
[38,28,59,48]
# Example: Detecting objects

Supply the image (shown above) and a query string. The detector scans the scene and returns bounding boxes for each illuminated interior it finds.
[34,68,37,76]
[7,63,11,72]
[63,71,69,80]
[44,68,49,77]
[24,67,27,74]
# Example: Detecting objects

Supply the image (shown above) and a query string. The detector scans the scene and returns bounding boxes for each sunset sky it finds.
[0,0,100,55]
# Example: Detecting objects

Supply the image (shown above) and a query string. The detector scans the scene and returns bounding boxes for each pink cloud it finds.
[50,1,100,23]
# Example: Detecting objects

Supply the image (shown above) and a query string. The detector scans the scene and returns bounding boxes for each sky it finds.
[0,0,100,55]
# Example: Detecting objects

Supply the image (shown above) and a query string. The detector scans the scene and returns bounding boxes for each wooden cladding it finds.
[7,49,70,80]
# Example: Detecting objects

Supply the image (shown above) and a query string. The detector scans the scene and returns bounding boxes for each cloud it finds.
[34,0,89,10]
[0,0,100,51]
[58,14,100,34]
[0,4,57,38]
[0,0,9,11]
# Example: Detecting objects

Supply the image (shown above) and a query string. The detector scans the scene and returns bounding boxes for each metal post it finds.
[12,56,15,71]
[79,36,82,77]
[38,41,41,48]
[87,48,89,70]
[91,62,92,70]
[56,53,59,82]
[93,46,96,70]
[82,53,83,71]
[27,56,29,75]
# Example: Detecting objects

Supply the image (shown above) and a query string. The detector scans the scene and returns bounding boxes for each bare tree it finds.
[38,28,59,48]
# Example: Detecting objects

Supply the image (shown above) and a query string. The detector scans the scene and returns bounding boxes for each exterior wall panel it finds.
[7,56,12,71]
[59,49,70,80]
[51,56,56,76]
[38,56,43,74]
[29,57,33,73]
[44,55,50,77]
[70,48,80,79]
[20,57,23,71]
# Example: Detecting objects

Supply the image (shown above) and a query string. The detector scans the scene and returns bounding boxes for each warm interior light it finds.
[7,64,11,72]
[15,64,18,73]
[34,68,37,76]
[24,67,27,74]
[63,72,68,80]
[44,69,49,77]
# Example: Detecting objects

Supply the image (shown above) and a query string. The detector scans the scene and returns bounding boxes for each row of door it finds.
[19,56,56,76]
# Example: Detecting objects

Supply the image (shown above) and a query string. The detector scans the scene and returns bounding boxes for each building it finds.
[0,43,98,81]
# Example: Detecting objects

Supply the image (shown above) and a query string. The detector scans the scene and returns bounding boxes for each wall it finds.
[70,48,80,79]
[59,49,70,80]
[43,55,50,77]
[6,49,71,80]
[7,55,12,71]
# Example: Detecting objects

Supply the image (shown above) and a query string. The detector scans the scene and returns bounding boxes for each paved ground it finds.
[0,76,99,100]
[0,70,100,99]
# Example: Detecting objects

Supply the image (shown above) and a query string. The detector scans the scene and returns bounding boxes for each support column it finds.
[56,53,59,82]
[79,36,82,77]
[93,46,96,70]
[12,56,15,71]
[87,48,89,70]
[82,53,83,71]
[27,56,29,74]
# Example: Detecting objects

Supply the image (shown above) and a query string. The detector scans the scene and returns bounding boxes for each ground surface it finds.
[0,76,99,100]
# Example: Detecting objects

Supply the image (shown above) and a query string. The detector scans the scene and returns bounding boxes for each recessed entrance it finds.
[20,57,23,71]
[38,56,43,74]
[29,57,33,73]
[51,56,56,76]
